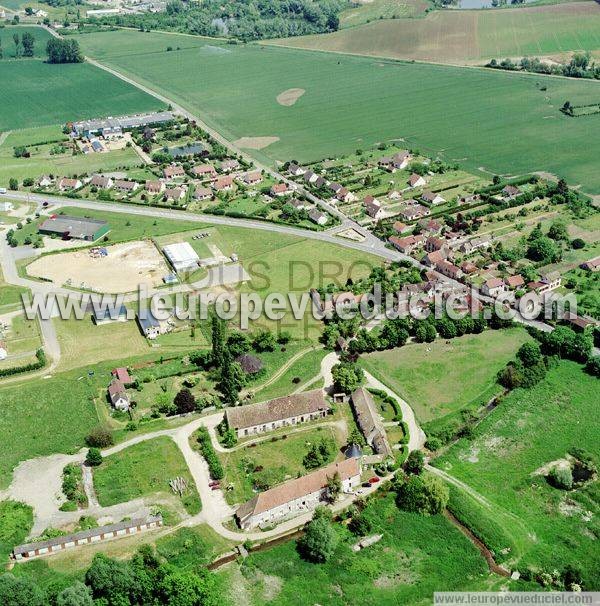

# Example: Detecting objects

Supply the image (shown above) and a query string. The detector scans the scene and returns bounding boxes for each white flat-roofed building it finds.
[162,242,200,273]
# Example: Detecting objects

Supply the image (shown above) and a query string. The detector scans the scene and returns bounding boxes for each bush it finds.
[85,426,114,448]
[196,427,224,480]
[395,474,449,515]
[85,448,103,467]
[404,450,425,475]
[297,516,338,563]
[348,513,372,536]
[549,465,573,490]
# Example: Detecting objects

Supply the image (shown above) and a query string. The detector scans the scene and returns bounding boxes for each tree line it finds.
[0,32,36,59]
[487,52,600,80]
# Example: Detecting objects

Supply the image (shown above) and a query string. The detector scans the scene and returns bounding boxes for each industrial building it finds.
[162,242,200,273]
[38,215,109,241]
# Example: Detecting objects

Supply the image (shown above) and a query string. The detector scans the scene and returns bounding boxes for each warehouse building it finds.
[38,215,109,241]
[162,242,200,273]
[72,111,174,137]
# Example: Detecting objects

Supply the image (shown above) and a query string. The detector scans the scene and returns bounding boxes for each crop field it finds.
[434,362,600,586]
[76,29,600,193]
[93,436,201,514]
[0,58,163,132]
[361,328,531,424]
[219,493,490,605]
[338,0,429,28]
[271,2,600,64]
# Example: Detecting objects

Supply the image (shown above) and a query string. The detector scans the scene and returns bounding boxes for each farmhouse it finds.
[389,190,402,200]
[482,278,505,297]
[163,242,200,273]
[418,218,443,235]
[421,191,445,206]
[235,458,361,530]
[328,182,343,194]
[309,209,328,226]
[39,215,109,241]
[242,171,263,186]
[57,178,82,191]
[461,261,478,275]
[112,367,132,384]
[192,164,217,179]
[422,250,448,267]
[12,516,162,560]
[145,180,165,195]
[288,198,310,210]
[213,175,234,191]
[226,389,331,438]
[580,257,600,272]
[163,165,185,180]
[90,174,113,190]
[425,236,446,253]
[392,150,411,170]
[113,179,139,193]
[541,271,562,290]
[108,379,130,411]
[408,173,426,188]
[350,387,392,459]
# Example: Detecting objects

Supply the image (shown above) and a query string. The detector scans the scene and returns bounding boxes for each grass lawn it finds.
[0,27,54,59]
[361,327,531,424]
[75,28,600,194]
[0,55,164,132]
[339,0,428,27]
[3,313,42,355]
[0,370,100,489]
[0,500,33,564]
[0,266,28,312]
[93,436,201,515]
[433,361,600,587]
[219,425,341,505]
[221,493,489,605]
[273,2,600,64]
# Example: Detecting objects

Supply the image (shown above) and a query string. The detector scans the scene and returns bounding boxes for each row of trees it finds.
[488,52,600,80]
[0,545,219,606]
[46,38,83,64]
[87,0,345,41]
[0,32,35,59]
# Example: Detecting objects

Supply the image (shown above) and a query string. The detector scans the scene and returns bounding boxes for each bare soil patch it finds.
[276,88,305,106]
[27,240,169,293]
[233,136,280,150]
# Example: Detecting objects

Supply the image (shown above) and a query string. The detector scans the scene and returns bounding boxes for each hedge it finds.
[196,426,224,480]
[0,348,46,378]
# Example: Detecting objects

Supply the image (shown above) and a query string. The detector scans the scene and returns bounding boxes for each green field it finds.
[0,26,54,59]
[361,328,531,423]
[75,29,600,193]
[0,55,164,132]
[219,425,340,505]
[339,0,429,27]
[219,494,490,605]
[434,362,600,587]
[272,2,600,64]
[93,436,201,514]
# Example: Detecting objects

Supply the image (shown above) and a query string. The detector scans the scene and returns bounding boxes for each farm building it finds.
[12,516,162,560]
[72,111,174,137]
[226,389,331,438]
[350,387,392,460]
[235,458,361,530]
[38,215,109,241]
[108,379,130,410]
[163,242,200,273]
[136,310,168,339]
[92,304,128,325]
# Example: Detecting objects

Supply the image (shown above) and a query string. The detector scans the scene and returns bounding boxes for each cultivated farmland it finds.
[76,29,600,193]
[270,2,600,64]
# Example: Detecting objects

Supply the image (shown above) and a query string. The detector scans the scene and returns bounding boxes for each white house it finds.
[408,174,426,188]
[108,379,130,410]
[482,278,505,297]
[309,209,328,226]
[421,191,445,206]
[236,458,361,530]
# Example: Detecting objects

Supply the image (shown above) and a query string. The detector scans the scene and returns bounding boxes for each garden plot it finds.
[27,240,169,293]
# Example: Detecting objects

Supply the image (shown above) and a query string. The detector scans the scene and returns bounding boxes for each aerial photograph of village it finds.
[0,0,599,604]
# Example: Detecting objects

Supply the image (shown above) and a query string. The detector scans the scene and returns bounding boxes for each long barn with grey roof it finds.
[72,111,174,137]
[38,215,109,241]
[226,389,331,438]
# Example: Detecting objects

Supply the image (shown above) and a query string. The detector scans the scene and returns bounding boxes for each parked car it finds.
[368,477,380,485]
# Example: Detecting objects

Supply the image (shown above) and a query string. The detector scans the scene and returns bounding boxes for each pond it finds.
[456,0,537,8]
[169,142,207,158]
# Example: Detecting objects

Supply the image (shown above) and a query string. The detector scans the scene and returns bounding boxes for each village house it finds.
[226,389,331,438]
[164,187,185,201]
[392,150,411,170]
[408,173,426,188]
[461,261,478,275]
[288,198,310,210]
[436,259,463,280]
[460,193,481,204]
[240,170,262,186]
[287,163,305,176]
[418,218,443,235]
[542,271,561,290]
[271,183,292,197]
[113,179,139,193]
[112,367,132,385]
[351,387,392,459]
[336,187,356,203]
[220,159,240,172]
[145,180,165,195]
[482,277,506,297]
[364,197,384,220]
[308,209,328,226]
[163,165,185,180]
[136,311,168,339]
[580,257,600,272]
[213,175,234,191]
[422,250,448,268]
[400,204,430,221]
[303,170,318,184]
[392,221,410,235]
[90,174,113,190]
[37,175,53,188]
[388,190,402,200]
[193,187,213,201]
[108,379,130,410]
[314,176,327,188]
[235,458,361,530]
[328,182,343,194]
[421,191,446,206]
[389,235,423,254]
[502,185,522,200]
[192,164,217,179]
[12,516,163,561]
[57,177,82,191]
[425,236,446,253]
[504,274,525,290]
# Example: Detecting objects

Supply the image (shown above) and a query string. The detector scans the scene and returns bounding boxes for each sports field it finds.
[0,58,163,132]
[270,2,600,64]
[77,29,600,192]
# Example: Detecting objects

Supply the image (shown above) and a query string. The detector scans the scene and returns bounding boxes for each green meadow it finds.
[76,29,600,192]
[0,26,53,59]
[434,362,600,587]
